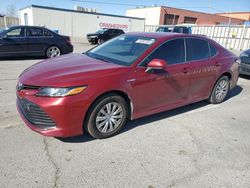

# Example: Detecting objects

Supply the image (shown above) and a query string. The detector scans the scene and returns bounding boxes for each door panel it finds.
[188,59,218,100]
[133,38,191,115]
[26,28,49,53]
[134,64,190,114]
[185,38,219,100]
[0,28,28,55]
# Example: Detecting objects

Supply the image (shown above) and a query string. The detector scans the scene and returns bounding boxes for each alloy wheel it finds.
[47,46,61,58]
[215,79,229,102]
[95,102,124,133]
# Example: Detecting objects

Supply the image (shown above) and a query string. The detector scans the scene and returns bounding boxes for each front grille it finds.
[22,84,40,90]
[18,98,56,129]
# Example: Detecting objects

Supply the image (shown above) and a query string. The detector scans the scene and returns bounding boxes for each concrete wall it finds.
[20,6,145,43]
[126,7,161,25]
[19,7,33,25]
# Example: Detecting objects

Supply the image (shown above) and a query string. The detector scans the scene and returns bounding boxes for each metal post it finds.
[211,25,215,39]
[4,16,7,27]
[239,25,246,51]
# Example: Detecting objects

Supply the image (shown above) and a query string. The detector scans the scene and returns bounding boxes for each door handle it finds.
[214,62,220,67]
[183,67,189,74]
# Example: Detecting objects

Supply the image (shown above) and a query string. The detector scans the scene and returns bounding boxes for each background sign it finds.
[97,16,131,32]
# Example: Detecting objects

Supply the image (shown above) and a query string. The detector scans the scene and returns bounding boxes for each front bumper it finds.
[87,37,97,43]
[239,62,250,76]
[16,89,93,137]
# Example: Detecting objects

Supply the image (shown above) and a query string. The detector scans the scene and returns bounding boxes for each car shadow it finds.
[0,56,45,61]
[58,85,243,143]
[240,74,250,80]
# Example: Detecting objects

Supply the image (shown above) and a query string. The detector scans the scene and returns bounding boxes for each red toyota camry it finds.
[16,32,239,138]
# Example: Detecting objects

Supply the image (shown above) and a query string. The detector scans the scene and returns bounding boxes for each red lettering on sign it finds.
[99,22,128,30]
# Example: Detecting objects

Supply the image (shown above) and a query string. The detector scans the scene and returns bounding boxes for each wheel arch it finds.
[83,90,133,131]
[221,72,232,80]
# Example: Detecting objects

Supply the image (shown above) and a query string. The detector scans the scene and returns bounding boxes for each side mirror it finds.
[1,35,8,40]
[146,59,167,73]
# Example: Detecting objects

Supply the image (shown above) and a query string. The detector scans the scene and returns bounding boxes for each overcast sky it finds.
[1,0,250,16]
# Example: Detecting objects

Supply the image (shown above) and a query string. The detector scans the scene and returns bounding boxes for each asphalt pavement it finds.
[0,44,250,188]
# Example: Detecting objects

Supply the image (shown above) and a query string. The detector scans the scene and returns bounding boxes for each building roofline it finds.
[127,5,245,21]
[19,4,145,20]
[216,12,250,14]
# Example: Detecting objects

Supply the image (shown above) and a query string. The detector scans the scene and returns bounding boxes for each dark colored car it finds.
[87,28,125,45]
[17,32,239,139]
[239,49,250,76]
[156,26,192,34]
[0,26,73,58]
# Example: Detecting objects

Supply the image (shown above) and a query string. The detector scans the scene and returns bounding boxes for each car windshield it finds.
[95,28,108,34]
[85,35,156,66]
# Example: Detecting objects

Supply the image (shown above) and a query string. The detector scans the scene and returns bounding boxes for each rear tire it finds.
[46,46,61,58]
[85,94,128,139]
[207,76,230,104]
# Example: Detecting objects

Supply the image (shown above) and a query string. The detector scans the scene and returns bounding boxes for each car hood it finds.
[19,53,123,87]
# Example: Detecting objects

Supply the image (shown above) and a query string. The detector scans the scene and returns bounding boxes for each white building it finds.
[19,5,145,42]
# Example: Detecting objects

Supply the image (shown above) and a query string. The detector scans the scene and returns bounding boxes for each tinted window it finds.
[173,27,189,34]
[44,30,52,36]
[115,29,123,34]
[28,28,43,36]
[106,29,114,34]
[186,38,210,61]
[6,28,24,38]
[209,43,217,57]
[143,38,185,65]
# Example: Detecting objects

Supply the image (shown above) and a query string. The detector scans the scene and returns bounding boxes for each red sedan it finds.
[17,32,239,138]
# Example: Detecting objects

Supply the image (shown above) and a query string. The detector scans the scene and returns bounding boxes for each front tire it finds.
[85,94,128,139]
[207,76,230,104]
[46,46,61,58]
[98,38,104,45]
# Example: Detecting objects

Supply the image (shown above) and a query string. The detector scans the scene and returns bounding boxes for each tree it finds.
[6,4,18,17]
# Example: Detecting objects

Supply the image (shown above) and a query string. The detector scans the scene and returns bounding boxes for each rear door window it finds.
[28,28,44,37]
[186,38,210,61]
[209,43,218,57]
[44,30,52,36]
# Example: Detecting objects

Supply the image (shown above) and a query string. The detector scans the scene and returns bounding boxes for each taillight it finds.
[66,38,72,45]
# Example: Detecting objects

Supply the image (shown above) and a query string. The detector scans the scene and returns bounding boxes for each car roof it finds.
[158,25,190,28]
[125,32,189,39]
[7,25,49,30]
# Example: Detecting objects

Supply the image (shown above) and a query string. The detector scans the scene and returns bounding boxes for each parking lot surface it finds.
[0,44,250,188]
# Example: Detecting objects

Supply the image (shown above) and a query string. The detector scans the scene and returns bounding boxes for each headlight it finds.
[240,52,248,57]
[36,86,87,97]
